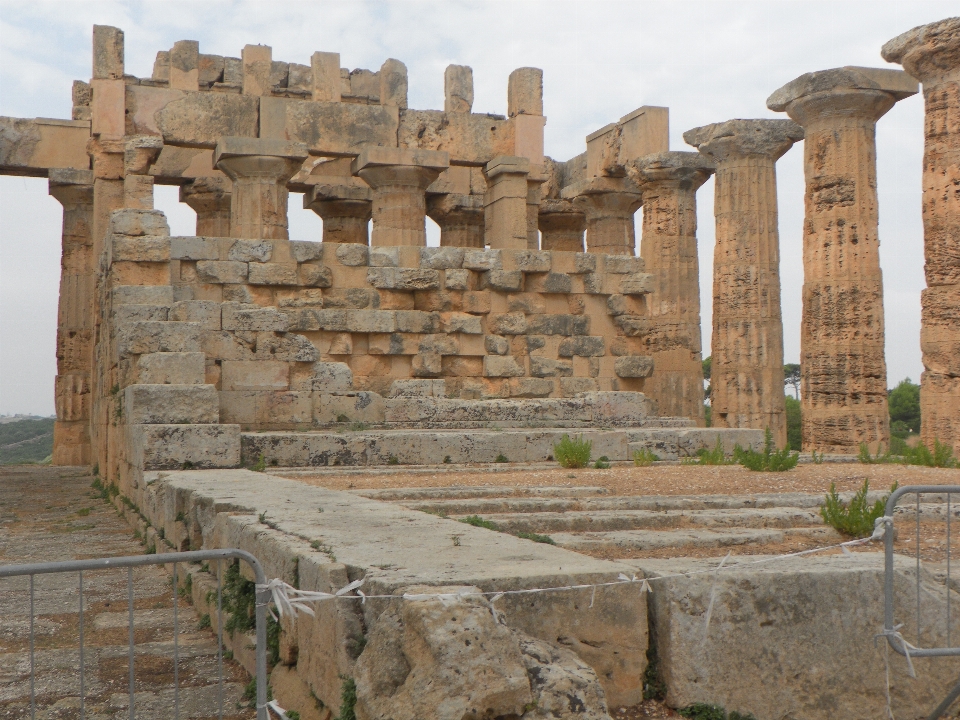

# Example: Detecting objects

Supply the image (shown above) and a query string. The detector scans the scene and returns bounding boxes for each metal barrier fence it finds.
[0,548,269,720]
[882,485,960,719]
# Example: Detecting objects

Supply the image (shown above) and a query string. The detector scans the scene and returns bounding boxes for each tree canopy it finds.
[889,378,921,436]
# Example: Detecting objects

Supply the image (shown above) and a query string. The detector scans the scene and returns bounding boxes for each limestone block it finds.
[572,253,598,274]
[485,335,510,356]
[254,332,319,363]
[219,390,258,424]
[444,269,470,290]
[335,242,370,267]
[483,356,525,378]
[128,424,240,470]
[507,294,546,315]
[114,285,174,306]
[222,360,290,391]
[315,392,386,424]
[463,248,502,271]
[419,334,459,356]
[113,304,169,324]
[110,235,171,263]
[530,357,573,378]
[509,378,555,397]
[346,309,398,333]
[390,379,446,398]
[124,384,219,424]
[354,589,536,720]
[614,315,651,337]
[110,208,170,237]
[507,250,551,273]
[93,25,124,79]
[581,391,655,426]
[619,273,655,295]
[248,262,299,286]
[529,272,573,294]
[170,300,222,330]
[508,67,543,117]
[117,321,201,357]
[395,310,441,334]
[369,246,400,268]
[420,246,465,269]
[228,239,273,262]
[222,303,290,332]
[480,270,523,292]
[413,353,443,377]
[560,377,599,396]
[171,236,219,261]
[558,336,605,357]
[289,362,354,393]
[527,314,589,336]
[258,391,313,426]
[299,264,333,288]
[196,260,248,284]
[137,352,205,385]
[290,240,324,263]
[444,64,474,113]
[367,267,440,291]
[603,255,645,274]
[614,356,655,379]
[490,313,528,335]
[441,312,483,334]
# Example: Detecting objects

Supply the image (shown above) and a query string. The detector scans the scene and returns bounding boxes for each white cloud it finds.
[0,0,950,413]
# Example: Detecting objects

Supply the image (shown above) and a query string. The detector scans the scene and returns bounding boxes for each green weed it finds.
[820,479,897,538]
[495,453,509,463]
[734,429,799,472]
[198,613,211,630]
[516,531,555,544]
[594,455,611,469]
[695,438,733,466]
[553,434,592,469]
[336,676,357,720]
[251,454,266,472]
[460,515,499,531]
[633,448,659,467]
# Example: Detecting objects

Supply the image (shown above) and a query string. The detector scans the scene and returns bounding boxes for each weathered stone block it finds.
[315,392,385,424]
[171,236,219,260]
[248,262,299,285]
[221,360,290,391]
[490,313,528,335]
[113,304,169,324]
[196,260,248,284]
[110,208,170,237]
[299,264,333,288]
[483,355,525,377]
[254,332,319,362]
[573,253,597,274]
[485,335,509,355]
[346,309,397,333]
[136,352,206,385]
[620,273,655,295]
[291,362,353,392]
[314,309,350,332]
[170,300,222,330]
[111,235,171,262]
[390,379,446,397]
[114,285,174,306]
[128,424,240,470]
[117,321,201,356]
[367,267,440,291]
[444,268,470,290]
[228,239,273,262]
[509,377,555,397]
[530,357,573,378]
[420,246,465,269]
[462,292,491,315]
[413,353,443,377]
[527,314,589,336]
[560,377,599,396]
[480,270,523,292]
[603,255,645,274]
[614,356,655,378]
[290,240,324,263]
[125,384,219,424]
[222,303,290,332]
[419,334,459,355]
[395,310,441,334]
[442,312,483,334]
[369,246,400,268]
[558,336,605,357]
[335,243,369,267]
[463,248,502,271]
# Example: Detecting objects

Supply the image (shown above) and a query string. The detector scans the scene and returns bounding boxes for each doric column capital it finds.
[427,193,484,224]
[214,137,308,182]
[123,135,164,175]
[179,176,231,213]
[352,147,449,190]
[766,66,918,126]
[883,18,960,84]
[684,119,804,163]
[304,182,372,217]
[629,151,715,191]
[49,168,94,206]
[560,176,644,214]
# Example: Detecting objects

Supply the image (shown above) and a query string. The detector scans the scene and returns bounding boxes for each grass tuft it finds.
[553,434,592,469]
[820,479,897,538]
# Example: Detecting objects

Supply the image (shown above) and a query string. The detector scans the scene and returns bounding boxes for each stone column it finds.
[214,137,308,240]
[180,177,232,237]
[49,169,95,466]
[352,147,449,247]
[767,66,918,452]
[484,156,530,250]
[631,152,715,423]
[539,199,586,252]
[561,177,644,255]
[305,183,372,244]
[883,19,960,455]
[123,135,163,209]
[684,119,804,448]
[427,194,484,248]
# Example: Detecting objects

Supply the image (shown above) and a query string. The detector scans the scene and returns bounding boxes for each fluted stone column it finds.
[214,137,308,240]
[352,147,449,247]
[631,152,715,423]
[561,177,644,255]
[768,66,918,452]
[305,183,372,244]
[484,156,531,250]
[180,177,232,237]
[49,169,95,466]
[539,199,586,252]
[427,193,484,248]
[883,19,960,455]
[685,119,804,448]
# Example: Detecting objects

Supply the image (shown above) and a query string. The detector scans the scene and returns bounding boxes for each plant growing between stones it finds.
[820,479,897,538]
[516,531,555,544]
[553,434,592,468]
[695,438,733,465]
[460,515,499,531]
[387,455,399,465]
[733,429,799,472]
[495,453,509,463]
[336,676,357,720]
[251,454,267,472]
[198,613,211,630]
[633,448,659,466]
[594,455,611,469]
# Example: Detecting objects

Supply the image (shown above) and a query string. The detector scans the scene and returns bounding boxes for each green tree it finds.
[783,363,801,400]
[888,378,921,436]
[702,356,712,381]
[785,396,802,451]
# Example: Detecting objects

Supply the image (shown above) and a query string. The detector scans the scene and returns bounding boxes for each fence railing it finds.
[882,485,960,719]
[0,548,269,720]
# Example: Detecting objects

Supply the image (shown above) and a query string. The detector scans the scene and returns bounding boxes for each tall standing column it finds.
[768,66,918,452]
[685,119,804,447]
[484,156,531,250]
[427,194,484,248]
[352,147,449,247]
[49,169,95,466]
[883,19,960,455]
[181,177,232,237]
[561,177,644,255]
[305,183,372,245]
[214,137,308,240]
[631,152,715,423]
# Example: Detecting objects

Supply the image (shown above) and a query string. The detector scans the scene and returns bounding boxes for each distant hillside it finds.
[0,417,55,464]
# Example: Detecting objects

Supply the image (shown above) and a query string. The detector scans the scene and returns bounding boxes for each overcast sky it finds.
[0,0,953,415]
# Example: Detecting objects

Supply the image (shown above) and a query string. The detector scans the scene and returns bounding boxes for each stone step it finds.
[450,507,825,534]
[551,526,842,553]
[351,485,610,501]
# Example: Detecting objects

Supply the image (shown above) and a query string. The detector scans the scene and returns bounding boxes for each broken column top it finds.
[882,17,960,82]
[445,64,474,113]
[628,151,716,186]
[766,66,918,112]
[508,67,543,117]
[683,119,804,162]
